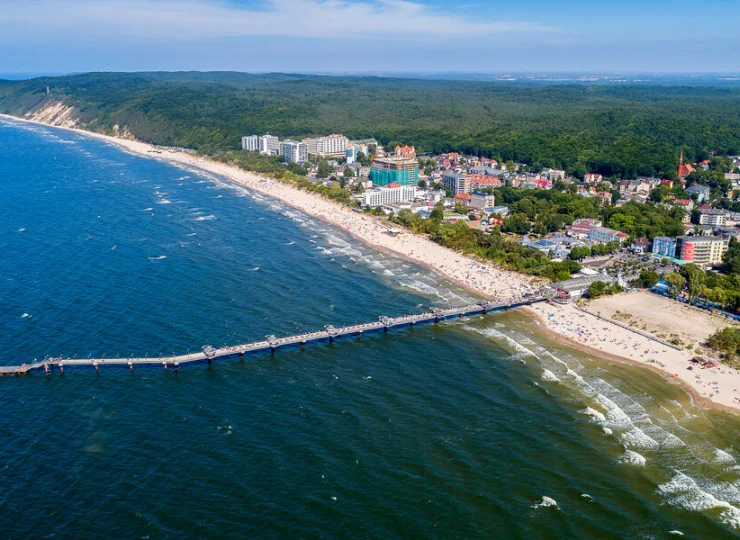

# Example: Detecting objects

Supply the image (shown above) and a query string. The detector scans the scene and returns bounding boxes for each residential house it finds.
[687,184,711,203]
[588,227,629,244]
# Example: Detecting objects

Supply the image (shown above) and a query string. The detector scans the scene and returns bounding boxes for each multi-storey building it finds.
[699,209,729,227]
[652,236,677,258]
[282,141,308,164]
[470,192,495,211]
[395,145,416,159]
[441,171,470,194]
[362,184,416,207]
[588,227,629,244]
[345,142,369,164]
[369,156,419,186]
[676,236,729,265]
[259,134,279,155]
[304,134,348,157]
[241,135,259,151]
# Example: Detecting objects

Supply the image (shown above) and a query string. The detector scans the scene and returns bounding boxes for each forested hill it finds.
[2,71,740,178]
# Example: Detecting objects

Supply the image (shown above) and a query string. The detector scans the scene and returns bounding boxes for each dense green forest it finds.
[2,72,740,178]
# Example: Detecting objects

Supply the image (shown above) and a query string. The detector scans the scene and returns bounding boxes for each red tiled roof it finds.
[454,193,472,200]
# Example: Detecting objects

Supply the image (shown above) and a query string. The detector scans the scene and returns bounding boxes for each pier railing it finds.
[0,296,547,376]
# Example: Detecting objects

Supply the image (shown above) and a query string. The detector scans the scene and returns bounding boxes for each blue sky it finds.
[0,0,738,74]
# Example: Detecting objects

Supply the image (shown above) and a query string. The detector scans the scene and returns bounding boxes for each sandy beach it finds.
[527,301,740,413]
[3,111,738,413]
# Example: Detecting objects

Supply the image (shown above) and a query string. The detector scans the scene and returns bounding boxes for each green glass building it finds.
[369,157,419,186]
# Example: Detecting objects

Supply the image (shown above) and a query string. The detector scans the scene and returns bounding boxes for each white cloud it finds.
[0,0,550,41]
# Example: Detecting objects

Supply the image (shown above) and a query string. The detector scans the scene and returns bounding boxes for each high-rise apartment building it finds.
[369,156,419,186]
[241,135,259,151]
[304,134,348,157]
[259,134,279,155]
[282,141,308,164]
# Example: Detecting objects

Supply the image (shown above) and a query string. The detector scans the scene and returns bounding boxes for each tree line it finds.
[2,72,740,178]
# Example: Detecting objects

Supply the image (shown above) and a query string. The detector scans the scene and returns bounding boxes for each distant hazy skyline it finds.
[1,0,739,74]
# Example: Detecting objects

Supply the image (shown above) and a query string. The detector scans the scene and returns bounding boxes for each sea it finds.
[1,118,739,538]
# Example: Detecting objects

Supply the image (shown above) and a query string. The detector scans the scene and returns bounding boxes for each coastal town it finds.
[6,107,740,412]
[242,132,740,294]
[6,0,740,535]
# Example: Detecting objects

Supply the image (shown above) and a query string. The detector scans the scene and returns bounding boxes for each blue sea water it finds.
[1,119,740,538]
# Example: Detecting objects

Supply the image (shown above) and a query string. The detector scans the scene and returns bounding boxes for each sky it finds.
[0,0,739,74]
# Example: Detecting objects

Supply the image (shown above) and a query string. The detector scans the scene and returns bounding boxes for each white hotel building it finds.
[259,134,280,155]
[363,184,416,208]
[241,135,259,151]
[304,134,348,157]
[282,141,308,164]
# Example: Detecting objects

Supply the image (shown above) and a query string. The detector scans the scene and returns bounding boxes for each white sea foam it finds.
[532,496,559,509]
[250,267,259,271]
[662,433,686,449]
[17,228,25,232]
[579,407,606,424]
[714,449,736,464]
[141,207,153,211]
[195,215,216,221]
[667,531,684,536]
[618,450,647,467]
[594,394,633,429]
[156,199,171,205]
[469,327,536,357]
[621,428,660,451]
[581,493,594,502]
[541,369,561,383]
[148,255,167,260]
[659,471,740,530]
[21,313,30,318]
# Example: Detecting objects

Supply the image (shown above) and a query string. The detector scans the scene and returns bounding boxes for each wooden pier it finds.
[0,296,547,376]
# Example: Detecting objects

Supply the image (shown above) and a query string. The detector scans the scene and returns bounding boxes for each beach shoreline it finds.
[521,306,740,415]
[2,112,738,413]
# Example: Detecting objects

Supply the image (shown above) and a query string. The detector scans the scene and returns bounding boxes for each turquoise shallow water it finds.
[1,119,740,538]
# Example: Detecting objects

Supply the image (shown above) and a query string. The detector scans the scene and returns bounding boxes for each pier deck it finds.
[1,297,546,376]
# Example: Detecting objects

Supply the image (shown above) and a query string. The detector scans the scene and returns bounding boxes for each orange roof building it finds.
[395,145,416,159]
[454,192,472,206]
